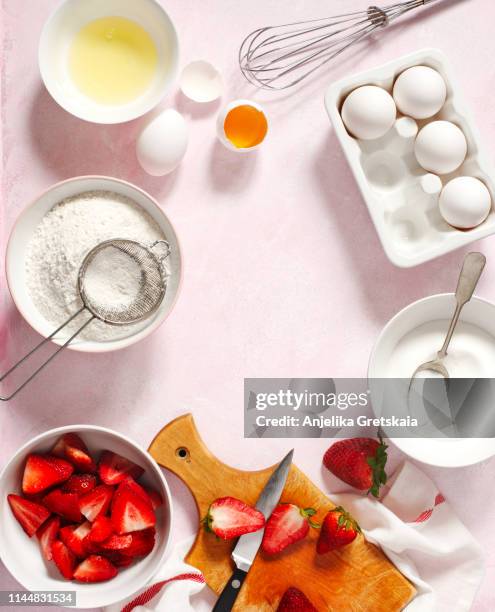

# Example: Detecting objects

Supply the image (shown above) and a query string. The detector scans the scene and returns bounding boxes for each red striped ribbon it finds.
[121,572,205,612]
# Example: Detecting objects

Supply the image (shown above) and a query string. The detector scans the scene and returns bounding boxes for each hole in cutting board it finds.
[176,446,190,461]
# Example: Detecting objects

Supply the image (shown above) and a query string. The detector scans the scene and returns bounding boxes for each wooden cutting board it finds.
[148,414,415,611]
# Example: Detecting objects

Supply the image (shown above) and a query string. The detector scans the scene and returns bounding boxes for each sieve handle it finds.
[0,308,94,402]
[150,240,171,262]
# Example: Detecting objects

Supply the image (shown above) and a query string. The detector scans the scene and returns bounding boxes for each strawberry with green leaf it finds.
[317,506,361,553]
[323,436,388,497]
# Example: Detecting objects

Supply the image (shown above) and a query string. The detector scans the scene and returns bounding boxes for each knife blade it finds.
[212,449,294,612]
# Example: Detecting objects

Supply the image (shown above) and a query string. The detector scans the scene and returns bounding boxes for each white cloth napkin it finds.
[104,461,484,612]
[332,461,484,612]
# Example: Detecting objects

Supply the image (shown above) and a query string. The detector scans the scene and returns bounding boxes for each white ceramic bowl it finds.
[368,293,495,467]
[6,176,182,353]
[39,0,179,124]
[0,425,173,609]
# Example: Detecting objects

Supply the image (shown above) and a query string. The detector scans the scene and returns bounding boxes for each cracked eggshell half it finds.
[137,108,188,176]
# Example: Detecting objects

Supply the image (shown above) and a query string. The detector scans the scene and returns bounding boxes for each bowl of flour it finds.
[6,176,181,352]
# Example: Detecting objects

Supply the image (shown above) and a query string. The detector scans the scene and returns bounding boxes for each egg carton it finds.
[324,48,495,268]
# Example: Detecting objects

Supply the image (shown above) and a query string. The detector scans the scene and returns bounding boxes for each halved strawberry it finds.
[8,494,51,537]
[22,454,73,495]
[111,483,156,534]
[86,515,114,543]
[79,485,114,522]
[42,489,82,522]
[63,474,97,495]
[52,433,96,473]
[205,497,265,541]
[51,540,77,580]
[123,528,155,557]
[98,451,144,486]
[73,555,118,583]
[59,522,92,558]
[37,515,60,561]
[262,504,319,555]
[145,487,163,511]
[99,533,132,551]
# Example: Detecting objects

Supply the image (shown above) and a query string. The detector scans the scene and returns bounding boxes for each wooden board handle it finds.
[148,414,250,514]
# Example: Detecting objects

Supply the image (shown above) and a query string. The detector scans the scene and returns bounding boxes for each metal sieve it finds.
[0,239,171,401]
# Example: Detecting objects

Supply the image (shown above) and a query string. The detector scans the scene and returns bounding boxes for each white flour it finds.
[25,191,166,342]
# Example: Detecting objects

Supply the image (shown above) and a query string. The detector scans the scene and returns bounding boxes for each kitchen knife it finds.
[212,449,294,612]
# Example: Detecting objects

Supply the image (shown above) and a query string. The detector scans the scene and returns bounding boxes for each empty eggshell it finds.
[341,85,396,140]
[414,121,467,174]
[393,66,447,119]
[180,60,223,103]
[439,176,492,229]
[137,108,188,176]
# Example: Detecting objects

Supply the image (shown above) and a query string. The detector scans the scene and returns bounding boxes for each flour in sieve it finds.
[25,191,167,342]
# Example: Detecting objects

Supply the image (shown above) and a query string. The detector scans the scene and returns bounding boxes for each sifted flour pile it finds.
[25,190,167,342]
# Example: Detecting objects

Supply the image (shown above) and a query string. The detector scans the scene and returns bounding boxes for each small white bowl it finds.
[368,293,495,467]
[39,0,179,124]
[6,176,182,353]
[0,425,173,609]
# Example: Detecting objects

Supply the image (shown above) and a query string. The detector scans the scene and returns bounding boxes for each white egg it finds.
[393,66,447,119]
[136,109,188,176]
[439,176,492,229]
[341,85,396,140]
[414,121,467,174]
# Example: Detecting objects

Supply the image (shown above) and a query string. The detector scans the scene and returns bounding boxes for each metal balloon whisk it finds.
[239,0,441,90]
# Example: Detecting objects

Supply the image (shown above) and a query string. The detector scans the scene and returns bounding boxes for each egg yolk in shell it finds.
[223,105,268,149]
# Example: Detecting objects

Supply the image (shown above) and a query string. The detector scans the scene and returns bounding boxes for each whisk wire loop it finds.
[239,0,439,90]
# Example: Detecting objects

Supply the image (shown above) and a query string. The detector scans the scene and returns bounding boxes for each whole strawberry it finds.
[317,506,360,554]
[204,497,265,540]
[262,503,318,555]
[323,437,388,497]
[277,587,318,611]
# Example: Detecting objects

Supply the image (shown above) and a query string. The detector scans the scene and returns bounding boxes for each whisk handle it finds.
[0,308,94,401]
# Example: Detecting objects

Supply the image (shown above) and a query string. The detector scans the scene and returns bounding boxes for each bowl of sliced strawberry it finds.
[0,425,172,608]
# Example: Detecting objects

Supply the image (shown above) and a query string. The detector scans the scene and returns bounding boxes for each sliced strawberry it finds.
[37,515,60,561]
[8,494,51,537]
[63,474,97,495]
[111,477,153,513]
[277,587,318,612]
[73,555,118,583]
[111,483,156,534]
[98,451,144,486]
[79,485,114,522]
[51,540,77,580]
[103,551,134,567]
[22,454,73,495]
[87,515,114,543]
[145,487,163,511]
[52,433,96,473]
[262,504,318,555]
[42,489,82,522]
[123,528,155,557]
[59,522,92,558]
[205,497,265,540]
[99,533,132,551]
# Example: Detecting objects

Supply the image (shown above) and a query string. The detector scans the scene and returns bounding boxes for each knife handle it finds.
[212,567,248,612]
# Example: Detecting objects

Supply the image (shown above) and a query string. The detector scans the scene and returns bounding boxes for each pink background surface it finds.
[1,0,495,610]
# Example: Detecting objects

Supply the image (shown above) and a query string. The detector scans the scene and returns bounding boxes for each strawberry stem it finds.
[366,437,388,498]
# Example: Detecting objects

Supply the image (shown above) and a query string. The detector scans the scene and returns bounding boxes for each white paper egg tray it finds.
[324,48,495,268]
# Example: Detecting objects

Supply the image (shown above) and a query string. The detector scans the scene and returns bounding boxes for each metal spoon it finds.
[410,252,486,383]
